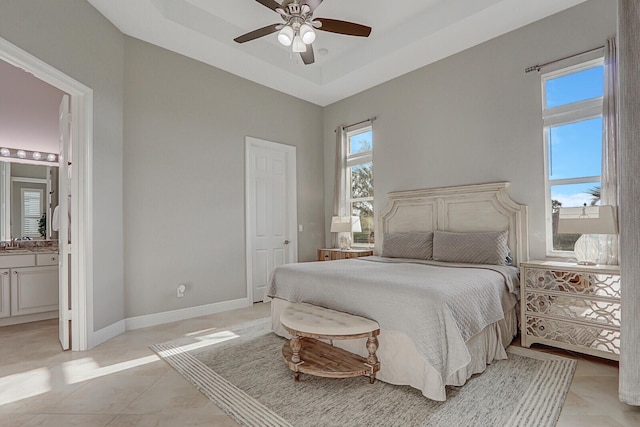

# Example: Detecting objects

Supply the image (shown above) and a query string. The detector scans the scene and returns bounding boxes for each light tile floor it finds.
[0,303,638,426]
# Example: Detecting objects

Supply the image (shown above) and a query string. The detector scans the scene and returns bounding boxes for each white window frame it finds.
[346,125,373,248]
[542,57,604,256]
[21,187,44,238]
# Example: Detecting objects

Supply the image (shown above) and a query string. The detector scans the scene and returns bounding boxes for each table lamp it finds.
[330,216,362,250]
[557,204,618,265]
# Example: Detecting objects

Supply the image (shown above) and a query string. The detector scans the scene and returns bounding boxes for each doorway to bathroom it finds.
[0,37,93,351]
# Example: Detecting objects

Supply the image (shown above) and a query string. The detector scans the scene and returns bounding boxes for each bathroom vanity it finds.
[0,247,59,326]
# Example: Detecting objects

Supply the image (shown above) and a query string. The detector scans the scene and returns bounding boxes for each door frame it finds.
[0,37,93,351]
[245,136,297,303]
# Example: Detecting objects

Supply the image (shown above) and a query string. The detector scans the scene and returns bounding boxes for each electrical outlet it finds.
[177,284,186,298]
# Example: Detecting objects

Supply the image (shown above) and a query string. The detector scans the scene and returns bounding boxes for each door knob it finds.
[284,240,290,245]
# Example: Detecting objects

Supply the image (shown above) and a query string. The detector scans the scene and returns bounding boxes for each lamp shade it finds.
[292,35,307,53]
[330,216,362,233]
[557,205,618,235]
[299,24,316,44]
[277,25,294,46]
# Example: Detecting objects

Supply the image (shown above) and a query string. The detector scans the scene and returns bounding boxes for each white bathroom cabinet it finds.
[11,266,58,316]
[0,252,59,326]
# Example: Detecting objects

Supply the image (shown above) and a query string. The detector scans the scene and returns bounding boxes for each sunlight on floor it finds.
[184,327,220,337]
[0,367,51,406]
[157,330,240,357]
[62,355,161,384]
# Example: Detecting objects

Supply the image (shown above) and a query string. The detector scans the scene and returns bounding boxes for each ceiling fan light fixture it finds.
[299,23,316,44]
[292,34,307,52]
[277,25,294,46]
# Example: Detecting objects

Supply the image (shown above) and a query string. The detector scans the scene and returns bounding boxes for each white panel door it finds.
[246,137,297,303]
[58,95,71,351]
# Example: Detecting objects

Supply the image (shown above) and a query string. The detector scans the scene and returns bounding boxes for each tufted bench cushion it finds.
[280,302,379,337]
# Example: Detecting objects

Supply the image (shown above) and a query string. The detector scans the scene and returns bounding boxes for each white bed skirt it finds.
[270,298,518,401]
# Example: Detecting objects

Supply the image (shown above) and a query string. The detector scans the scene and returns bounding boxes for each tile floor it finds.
[0,303,638,427]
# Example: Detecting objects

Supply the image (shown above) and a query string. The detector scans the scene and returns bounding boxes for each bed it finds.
[267,182,529,401]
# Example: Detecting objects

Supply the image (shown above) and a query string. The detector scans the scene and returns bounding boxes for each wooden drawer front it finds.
[525,315,620,356]
[318,250,338,261]
[343,251,372,259]
[36,253,59,266]
[524,268,621,299]
[524,292,621,327]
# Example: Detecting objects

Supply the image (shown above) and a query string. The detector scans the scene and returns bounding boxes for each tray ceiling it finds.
[87,0,587,106]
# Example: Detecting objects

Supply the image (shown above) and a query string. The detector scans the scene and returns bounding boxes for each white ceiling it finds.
[87,0,587,106]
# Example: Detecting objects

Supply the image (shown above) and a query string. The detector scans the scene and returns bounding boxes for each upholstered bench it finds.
[280,302,380,383]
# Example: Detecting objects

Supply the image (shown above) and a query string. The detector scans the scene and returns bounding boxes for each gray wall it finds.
[123,38,324,318]
[323,0,617,260]
[0,0,125,331]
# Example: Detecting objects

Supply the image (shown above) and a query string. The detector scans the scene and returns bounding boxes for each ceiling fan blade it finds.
[254,0,282,12]
[300,0,323,12]
[315,18,371,37]
[234,24,280,43]
[300,44,315,65]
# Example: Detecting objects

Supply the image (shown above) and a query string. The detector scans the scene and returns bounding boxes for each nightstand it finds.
[317,248,373,261]
[520,260,620,360]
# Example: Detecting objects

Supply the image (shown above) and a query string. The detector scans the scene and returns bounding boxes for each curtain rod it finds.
[335,116,377,133]
[525,45,604,73]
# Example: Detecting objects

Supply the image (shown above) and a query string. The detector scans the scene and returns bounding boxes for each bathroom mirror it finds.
[0,161,59,242]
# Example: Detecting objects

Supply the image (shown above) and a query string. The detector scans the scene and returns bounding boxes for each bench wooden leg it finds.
[290,335,302,364]
[366,334,379,384]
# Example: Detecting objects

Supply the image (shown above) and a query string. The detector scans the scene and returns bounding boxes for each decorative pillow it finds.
[382,232,433,260]
[432,230,509,265]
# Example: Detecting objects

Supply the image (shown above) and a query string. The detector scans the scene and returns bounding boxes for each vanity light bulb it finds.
[16,150,26,159]
[0,148,10,157]
[47,153,57,162]
[32,152,42,160]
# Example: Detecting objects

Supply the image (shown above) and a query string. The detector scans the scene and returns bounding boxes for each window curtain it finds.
[332,125,347,248]
[598,37,619,265]
[618,0,640,407]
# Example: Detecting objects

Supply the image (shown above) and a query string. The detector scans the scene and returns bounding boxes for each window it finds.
[542,59,604,254]
[21,188,44,238]
[346,127,373,245]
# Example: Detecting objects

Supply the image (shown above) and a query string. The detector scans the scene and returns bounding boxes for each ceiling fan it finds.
[234,0,372,65]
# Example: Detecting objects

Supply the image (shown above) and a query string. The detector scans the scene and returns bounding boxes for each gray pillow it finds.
[382,232,433,260]
[432,230,509,265]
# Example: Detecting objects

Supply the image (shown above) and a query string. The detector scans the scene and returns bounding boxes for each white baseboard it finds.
[124,298,252,331]
[92,319,126,348]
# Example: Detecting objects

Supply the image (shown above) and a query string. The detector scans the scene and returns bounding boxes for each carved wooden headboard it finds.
[378,182,529,266]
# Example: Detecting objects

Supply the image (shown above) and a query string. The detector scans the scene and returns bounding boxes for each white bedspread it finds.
[267,257,519,385]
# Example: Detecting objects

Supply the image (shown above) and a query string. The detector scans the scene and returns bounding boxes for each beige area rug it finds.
[151,319,575,427]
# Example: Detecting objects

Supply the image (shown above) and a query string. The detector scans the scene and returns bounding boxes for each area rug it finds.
[151,319,576,427]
